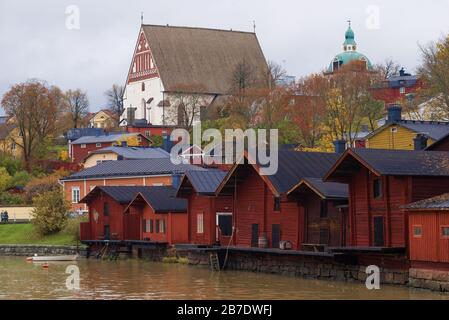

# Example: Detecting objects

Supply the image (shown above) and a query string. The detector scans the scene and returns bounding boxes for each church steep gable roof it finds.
[142,25,269,95]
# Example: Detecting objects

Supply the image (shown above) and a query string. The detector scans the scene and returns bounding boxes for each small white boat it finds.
[27,254,79,262]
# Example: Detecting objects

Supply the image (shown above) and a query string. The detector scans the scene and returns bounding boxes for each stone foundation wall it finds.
[185,250,409,285]
[0,244,84,257]
[409,268,449,292]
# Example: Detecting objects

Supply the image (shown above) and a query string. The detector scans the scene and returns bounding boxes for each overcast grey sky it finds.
[1,0,449,114]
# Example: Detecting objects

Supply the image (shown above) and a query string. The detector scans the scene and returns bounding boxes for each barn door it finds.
[373,216,385,247]
[251,224,259,247]
[272,224,280,249]
[104,225,110,240]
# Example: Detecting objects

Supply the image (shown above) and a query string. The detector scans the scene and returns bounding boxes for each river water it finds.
[0,257,447,300]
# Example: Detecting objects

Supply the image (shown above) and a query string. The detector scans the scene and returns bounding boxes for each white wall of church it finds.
[122,77,165,125]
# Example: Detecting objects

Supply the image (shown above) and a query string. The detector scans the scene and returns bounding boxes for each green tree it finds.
[31,189,70,236]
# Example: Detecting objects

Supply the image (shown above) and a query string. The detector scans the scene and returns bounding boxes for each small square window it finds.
[96,143,102,147]
[145,130,150,137]
[413,225,422,238]
[442,226,449,238]
[80,144,86,149]
[400,87,405,94]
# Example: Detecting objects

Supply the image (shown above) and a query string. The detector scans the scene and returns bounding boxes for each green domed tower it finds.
[327,21,373,73]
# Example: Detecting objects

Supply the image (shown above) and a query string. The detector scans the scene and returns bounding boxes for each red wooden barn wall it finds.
[187,193,233,245]
[301,194,346,247]
[348,166,449,248]
[140,205,188,245]
[86,192,127,240]
[232,166,304,250]
[409,211,449,264]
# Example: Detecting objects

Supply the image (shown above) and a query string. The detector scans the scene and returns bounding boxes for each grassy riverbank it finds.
[0,223,77,245]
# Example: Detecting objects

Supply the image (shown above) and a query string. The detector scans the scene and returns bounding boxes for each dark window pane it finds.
[103,202,109,216]
[373,179,382,199]
[320,200,328,218]
[273,197,281,212]
[218,215,232,236]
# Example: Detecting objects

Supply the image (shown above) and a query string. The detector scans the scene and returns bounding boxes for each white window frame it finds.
[400,87,406,94]
[80,144,86,149]
[197,213,204,234]
[159,219,166,234]
[96,143,102,147]
[72,187,80,203]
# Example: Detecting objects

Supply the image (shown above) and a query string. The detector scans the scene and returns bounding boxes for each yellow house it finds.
[0,124,22,158]
[366,121,449,150]
[86,110,117,129]
[83,146,169,168]
[365,105,449,150]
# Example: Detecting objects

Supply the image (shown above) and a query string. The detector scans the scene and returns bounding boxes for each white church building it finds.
[121,24,269,127]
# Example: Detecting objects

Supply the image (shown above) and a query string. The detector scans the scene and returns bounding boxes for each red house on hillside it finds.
[176,170,233,246]
[324,148,449,249]
[215,150,344,250]
[70,132,151,164]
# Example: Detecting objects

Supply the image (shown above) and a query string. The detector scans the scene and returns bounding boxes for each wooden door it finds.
[272,224,280,249]
[251,224,259,247]
[373,216,385,247]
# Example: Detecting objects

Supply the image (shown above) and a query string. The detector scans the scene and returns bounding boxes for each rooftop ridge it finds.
[142,24,255,35]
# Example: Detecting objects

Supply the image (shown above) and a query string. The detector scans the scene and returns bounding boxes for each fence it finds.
[0,206,34,222]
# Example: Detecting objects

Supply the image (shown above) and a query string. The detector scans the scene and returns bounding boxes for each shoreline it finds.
[1,243,448,294]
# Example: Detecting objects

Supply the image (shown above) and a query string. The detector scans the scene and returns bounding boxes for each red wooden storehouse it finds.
[324,148,449,249]
[215,150,343,250]
[404,193,449,270]
[124,186,188,245]
[79,186,152,241]
[176,169,233,246]
[287,177,349,248]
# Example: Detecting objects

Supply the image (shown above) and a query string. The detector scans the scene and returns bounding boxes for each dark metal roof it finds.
[398,120,449,141]
[266,151,341,194]
[298,177,348,199]
[86,146,169,160]
[71,132,145,145]
[182,170,228,195]
[403,193,449,211]
[65,128,105,141]
[137,187,187,212]
[331,148,449,177]
[426,132,449,151]
[61,158,207,181]
[80,186,153,204]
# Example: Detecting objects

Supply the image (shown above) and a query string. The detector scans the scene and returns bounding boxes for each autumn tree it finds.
[293,74,328,148]
[105,84,125,124]
[65,89,89,128]
[1,80,65,169]
[418,34,449,119]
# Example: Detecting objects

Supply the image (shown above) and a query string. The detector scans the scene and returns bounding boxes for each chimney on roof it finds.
[413,134,428,151]
[399,67,405,77]
[333,139,347,154]
[162,132,172,153]
[387,104,402,123]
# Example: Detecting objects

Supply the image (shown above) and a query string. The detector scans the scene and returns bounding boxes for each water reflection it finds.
[0,257,447,300]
